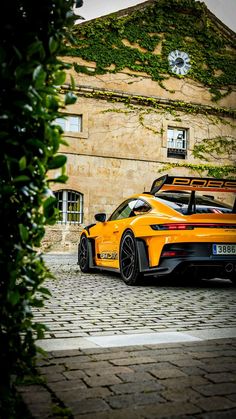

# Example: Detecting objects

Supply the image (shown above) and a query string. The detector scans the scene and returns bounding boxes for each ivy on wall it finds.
[159,161,236,178]
[193,136,236,161]
[160,136,236,178]
[68,0,236,101]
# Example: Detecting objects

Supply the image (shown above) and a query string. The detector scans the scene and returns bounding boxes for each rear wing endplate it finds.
[150,175,236,194]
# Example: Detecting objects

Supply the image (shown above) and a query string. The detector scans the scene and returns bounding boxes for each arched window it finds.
[54,190,83,224]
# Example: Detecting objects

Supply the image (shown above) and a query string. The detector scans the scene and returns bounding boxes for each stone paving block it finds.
[57,354,93,364]
[48,379,87,392]
[106,391,166,409]
[226,394,236,402]
[19,385,51,405]
[38,364,65,374]
[69,398,111,415]
[110,356,157,366]
[187,351,225,359]
[195,409,236,418]
[204,373,236,383]
[204,356,236,365]
[24,403,53,419]
[18,385,53,419]
[160,387,200,402]
[158,375,210,388]
[116,371,155,383]
[180,366,207,376]
[65,359,111,371]
[170,357,205,367]
[195,396,236,411]
[134,361,174,372]
[90,350,135,361]
[41,372,66,383]
[150,367,188,379]
[194,383,236,397]
[110,380,164,395]
[190,350,236,359]
[133,400,202,418]
[63,369,87,380]
[84,374,122,387]
[56,387,112,404]
[199,363,236,373]
[78,365,133,378]
[73,407,145,419]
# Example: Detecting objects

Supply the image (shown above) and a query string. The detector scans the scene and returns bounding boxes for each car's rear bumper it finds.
[137,241,236,279]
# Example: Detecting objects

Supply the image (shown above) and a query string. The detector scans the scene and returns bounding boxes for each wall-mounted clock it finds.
[168,50,191,75]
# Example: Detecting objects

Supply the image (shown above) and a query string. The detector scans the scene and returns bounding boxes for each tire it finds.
[119,230,142,285]
[78,234,92,273]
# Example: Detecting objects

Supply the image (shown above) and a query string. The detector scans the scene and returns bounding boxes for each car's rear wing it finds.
[150,175,236,194]
[150,175,236,214]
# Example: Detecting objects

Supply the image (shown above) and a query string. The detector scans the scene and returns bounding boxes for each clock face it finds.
[168,50,191,75]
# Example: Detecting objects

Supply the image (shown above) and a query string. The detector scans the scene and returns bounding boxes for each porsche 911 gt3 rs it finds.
[78,175,236,285]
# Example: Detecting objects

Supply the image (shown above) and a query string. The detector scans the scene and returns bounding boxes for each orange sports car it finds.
[78,175,236,285]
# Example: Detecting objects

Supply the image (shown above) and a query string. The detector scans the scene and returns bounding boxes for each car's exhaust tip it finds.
[225,263,234,273]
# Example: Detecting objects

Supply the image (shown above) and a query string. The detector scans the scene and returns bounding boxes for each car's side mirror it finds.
[95,213,106,222]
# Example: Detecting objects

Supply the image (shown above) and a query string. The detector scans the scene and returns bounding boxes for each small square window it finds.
[167,127,188,159]
[54,115,82,133]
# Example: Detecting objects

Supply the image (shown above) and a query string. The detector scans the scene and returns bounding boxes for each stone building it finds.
[42,0,236,252]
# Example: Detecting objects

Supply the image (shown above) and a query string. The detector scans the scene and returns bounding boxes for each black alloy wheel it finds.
[119,230,142,285]
[78,234,91,272]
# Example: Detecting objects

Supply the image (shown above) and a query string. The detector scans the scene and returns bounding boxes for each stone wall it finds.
[41,223,83,253]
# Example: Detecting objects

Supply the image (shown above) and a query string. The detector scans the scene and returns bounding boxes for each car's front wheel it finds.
[119,230,142,285]
[78,234,92,273]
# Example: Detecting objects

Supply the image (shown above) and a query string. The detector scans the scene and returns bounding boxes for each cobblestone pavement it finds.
[18,253,236,418]
[19,338,236,418]
[34,253,236,340]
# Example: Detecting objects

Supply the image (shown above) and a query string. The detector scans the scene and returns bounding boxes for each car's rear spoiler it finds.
[150,175,236,194]
[150,175,236,214]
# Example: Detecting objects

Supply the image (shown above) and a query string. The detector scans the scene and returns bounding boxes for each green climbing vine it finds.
[71,86,236,120]
[68,0,236,101]
[158,162,236,178]
[159,136,236,178]
[193,136,236,161]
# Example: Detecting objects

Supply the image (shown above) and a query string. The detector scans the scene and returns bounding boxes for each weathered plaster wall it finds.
[63,56,236,109]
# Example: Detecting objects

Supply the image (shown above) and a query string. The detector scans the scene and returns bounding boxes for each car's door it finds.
[95,199,137,268]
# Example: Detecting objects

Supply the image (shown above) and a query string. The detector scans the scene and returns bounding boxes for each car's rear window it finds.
[155,192,232,214]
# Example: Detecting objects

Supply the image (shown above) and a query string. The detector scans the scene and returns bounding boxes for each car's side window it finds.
[109,199,137,221]
[133,199,152,215]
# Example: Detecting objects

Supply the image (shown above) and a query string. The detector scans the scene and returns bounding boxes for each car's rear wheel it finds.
[78,234,92,273]
[119,230,142,285]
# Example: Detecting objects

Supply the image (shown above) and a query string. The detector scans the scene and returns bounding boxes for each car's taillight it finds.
[151,224,194,230]
[161,250,189,257]
[151,223,236,230]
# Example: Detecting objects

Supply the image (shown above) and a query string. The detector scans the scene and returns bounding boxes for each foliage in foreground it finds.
[0,1,77,416]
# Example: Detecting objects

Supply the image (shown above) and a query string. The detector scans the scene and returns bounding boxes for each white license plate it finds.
[213,244,236,255]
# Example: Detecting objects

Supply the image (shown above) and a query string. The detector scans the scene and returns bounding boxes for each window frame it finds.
[109,199,138,221]
[55,115,82,133]
[167,126,188,159]
[54,189,83,224]
[133,199,152,214]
